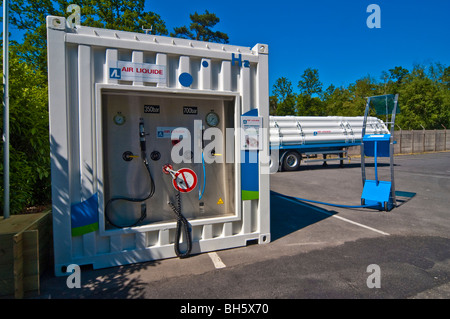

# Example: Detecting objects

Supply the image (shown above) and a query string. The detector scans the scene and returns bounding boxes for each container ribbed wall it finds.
[47,16,270,275]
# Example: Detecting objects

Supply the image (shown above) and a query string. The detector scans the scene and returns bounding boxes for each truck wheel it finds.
[283,151,301,171]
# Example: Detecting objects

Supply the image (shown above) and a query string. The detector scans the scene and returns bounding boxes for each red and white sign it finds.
[110,60,166,83]
[172,168,198,193]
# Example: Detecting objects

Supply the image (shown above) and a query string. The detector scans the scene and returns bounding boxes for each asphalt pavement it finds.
[30,152,450,302]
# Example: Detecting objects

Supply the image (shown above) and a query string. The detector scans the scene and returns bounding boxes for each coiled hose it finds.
[105,155,155,228]
[168,191,192,258]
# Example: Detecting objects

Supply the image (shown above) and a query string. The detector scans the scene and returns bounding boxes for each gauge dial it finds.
[113,113,126,125]
[206,111,220,127]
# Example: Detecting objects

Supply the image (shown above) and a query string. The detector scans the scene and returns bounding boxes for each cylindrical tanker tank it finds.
[269,116,389,146]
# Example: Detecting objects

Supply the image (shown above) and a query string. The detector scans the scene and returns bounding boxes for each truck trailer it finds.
[270,116,390,171]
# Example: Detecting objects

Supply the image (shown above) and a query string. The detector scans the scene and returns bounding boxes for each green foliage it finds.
[1,50,51,214]
[297,94,325,116]
[171,10,229,43]
[10,0,168,72]
[271,63,450,131]
[396,64,450,129]
[81,0,167,34]
[298,68,322,96]
[296,68,325,116]
[271,77,296,115]
[276,94,297,116]
[269,96,278,116]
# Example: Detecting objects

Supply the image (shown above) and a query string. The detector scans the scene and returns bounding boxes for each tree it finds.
[295,68,324,115]
[1,49,51,214]
[269,96,278,116]
[322,84,336,101]
[379,66,410,94]
[396,65,450,129]
[276,94,297,116]
[298,68,323,96]
[441,66,450,88]
[272,77,296,115]
[389,66,409,84]
[346,75,383,116]
[10,0,168,72]
[171,10,229,43]
[272,77,294,102]
[322,85,352,116]
[296,94,324,116]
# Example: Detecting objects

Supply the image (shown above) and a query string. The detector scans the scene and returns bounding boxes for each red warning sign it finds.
[172,168,198,193]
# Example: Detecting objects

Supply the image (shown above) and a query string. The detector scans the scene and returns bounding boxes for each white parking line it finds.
[208,252,227,269]
[280,195,390,236]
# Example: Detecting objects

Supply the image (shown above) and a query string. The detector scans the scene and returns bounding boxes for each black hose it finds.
[105,154,155,228]
[168,191,192,258]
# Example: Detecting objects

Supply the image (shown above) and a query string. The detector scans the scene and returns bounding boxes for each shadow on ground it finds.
[32,259,161,299]
[270,191,336,241]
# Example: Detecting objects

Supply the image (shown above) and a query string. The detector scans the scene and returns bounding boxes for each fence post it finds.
[442,125,447,151]
[423,130,426,152]
[420,125,425,153]
[445,129,447,151]
[434,129,437,152]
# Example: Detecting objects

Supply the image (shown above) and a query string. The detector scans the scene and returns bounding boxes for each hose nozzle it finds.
[139,121,146,152]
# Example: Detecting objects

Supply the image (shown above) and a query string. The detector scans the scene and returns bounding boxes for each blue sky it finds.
[147,0,450,93]
[5,0,448,93]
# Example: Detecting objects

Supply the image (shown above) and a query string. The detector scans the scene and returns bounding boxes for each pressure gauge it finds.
[113,113,126,125]
[206,111,220,127]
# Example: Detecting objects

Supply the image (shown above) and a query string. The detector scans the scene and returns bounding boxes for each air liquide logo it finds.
[110,68,121,79]
[109,60,166,83]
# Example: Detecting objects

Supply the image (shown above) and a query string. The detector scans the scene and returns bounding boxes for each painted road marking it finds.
[208,252,226,269]
[279,195,390,236]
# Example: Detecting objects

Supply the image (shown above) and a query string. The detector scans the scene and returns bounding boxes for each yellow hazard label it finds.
[217,198,224,205]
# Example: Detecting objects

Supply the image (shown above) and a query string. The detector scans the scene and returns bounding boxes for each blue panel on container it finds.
[71,193,99,231]
[243,109,258,117]
[241,109,259,200]
[361,180,392,208]
[241,150,259,200]
[363,134,391,157]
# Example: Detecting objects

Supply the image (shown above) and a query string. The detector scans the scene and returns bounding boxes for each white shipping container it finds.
[47,16,270,275]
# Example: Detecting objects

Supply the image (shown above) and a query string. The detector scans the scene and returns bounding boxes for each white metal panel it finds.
[105,49,118,85]
[132,50,144,86]
[47,16,73,268]
[219,60,231,91]
[177,55,190,89]
[200,58,211,90]
[156,53,168,88]
[47,16,270,275]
